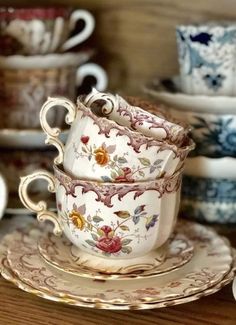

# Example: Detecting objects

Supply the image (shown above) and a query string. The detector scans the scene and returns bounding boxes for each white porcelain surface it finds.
[19,165,182,268]
[176,24,236,95]
[40,96,194,181]
[2,221,233,309]
[144,76,236,114]
[184,156,236,179]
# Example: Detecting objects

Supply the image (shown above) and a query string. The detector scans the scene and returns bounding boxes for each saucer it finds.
[143,76,236,114]
[38,227,194,279]
[1,251,235,310]
[0,128,68,149]
[5,221,233,306]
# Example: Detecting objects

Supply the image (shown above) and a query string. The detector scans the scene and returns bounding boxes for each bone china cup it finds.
[83,89,189,146]
[40,96,194,181]
[19,165,182,262]
[176,23,236,95]
[0,7,95,55]
[0,53,108,129]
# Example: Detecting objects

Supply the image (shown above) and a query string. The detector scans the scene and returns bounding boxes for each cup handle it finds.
[19,170,62,236]
[0,173,7,219]
[40,97,77,165]
[77,63,108,91]
[61,9,95,52]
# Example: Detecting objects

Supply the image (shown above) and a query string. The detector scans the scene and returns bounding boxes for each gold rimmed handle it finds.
[40,97,77,165]
[19,170,62,236]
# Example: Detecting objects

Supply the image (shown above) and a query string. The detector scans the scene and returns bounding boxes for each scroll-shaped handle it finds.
[61,9,95,52]
[40,97,77,165]
[19,170,62,236]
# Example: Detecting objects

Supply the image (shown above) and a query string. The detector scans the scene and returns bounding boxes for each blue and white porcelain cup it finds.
[176,23,236,95]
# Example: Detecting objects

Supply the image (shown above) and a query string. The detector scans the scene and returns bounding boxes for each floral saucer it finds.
[1,249,235,310]
[38,227,194,279]
[5,221,233,306]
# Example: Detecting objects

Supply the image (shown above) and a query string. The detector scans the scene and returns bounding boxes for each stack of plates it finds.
[0,217,235,310]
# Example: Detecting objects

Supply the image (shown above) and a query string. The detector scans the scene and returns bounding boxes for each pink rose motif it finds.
[115,167,134,183]
[81,135,89,145]
[96,235,122,253]
[100,225,112,235]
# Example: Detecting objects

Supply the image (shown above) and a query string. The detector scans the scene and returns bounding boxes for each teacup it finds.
[176,23,236,95]
[166,106,236,157]
[0,7,95,55]
[0,53,108,129]
[40,96,195,181]
[0,172,7,219]
[83,89,189,146]
[19,164,182,271]
[181,174,236,224]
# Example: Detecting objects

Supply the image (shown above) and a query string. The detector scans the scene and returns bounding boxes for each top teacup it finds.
[0,7,95,55]
[176,22,236,96]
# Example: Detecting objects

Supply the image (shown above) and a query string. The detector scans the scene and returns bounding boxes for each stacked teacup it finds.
[147,22,236,224]
[19,90,194,274]
[0,6,107,211]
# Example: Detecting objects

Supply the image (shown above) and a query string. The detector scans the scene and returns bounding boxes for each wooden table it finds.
[0,222,235,325]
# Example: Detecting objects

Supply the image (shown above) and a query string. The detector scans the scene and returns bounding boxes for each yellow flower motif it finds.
[69,210,86,230]
[94,147,109,166]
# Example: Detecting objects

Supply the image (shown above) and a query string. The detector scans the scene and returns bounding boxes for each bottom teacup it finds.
[19,165,182,273]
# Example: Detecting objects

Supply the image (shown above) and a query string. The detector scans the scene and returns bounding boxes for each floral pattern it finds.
[60,203,159,256]
[73,136,164,182]
[176,26,236,92]
[190,116,236,157]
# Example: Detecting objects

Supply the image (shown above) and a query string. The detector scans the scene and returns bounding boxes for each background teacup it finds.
[176,23,236,95]
[166,106,236,157]
[40,97,194,181]
[0,7,95,55]
[19,165,182,272]
[0,172,7,219]
[0,53,108,129]
[181,156,236,223]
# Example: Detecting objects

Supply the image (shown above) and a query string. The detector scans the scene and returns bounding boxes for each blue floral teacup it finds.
[167,106,236,157]
[176,23,236,95]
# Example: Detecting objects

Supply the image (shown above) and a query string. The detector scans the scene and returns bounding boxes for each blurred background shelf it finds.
[1,0,236,94]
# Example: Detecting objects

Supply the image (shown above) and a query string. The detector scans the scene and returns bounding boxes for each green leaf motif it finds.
[138,157,151,167]
[121,238,132,246]
[138,170,145,177]
[121,246,132,254]
[91,233,99,241]
[92,215,104,223]
[120,225,130,231]
[85,239,96,247]
[114,210,130,219]
[118,157,128,164]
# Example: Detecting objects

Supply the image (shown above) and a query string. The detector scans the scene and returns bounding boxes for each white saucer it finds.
[0,128,68,149]
[143,76,236,114]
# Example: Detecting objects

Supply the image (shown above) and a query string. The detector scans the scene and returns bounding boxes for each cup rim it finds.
[76,97,195,154]
[54,163,184,186]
